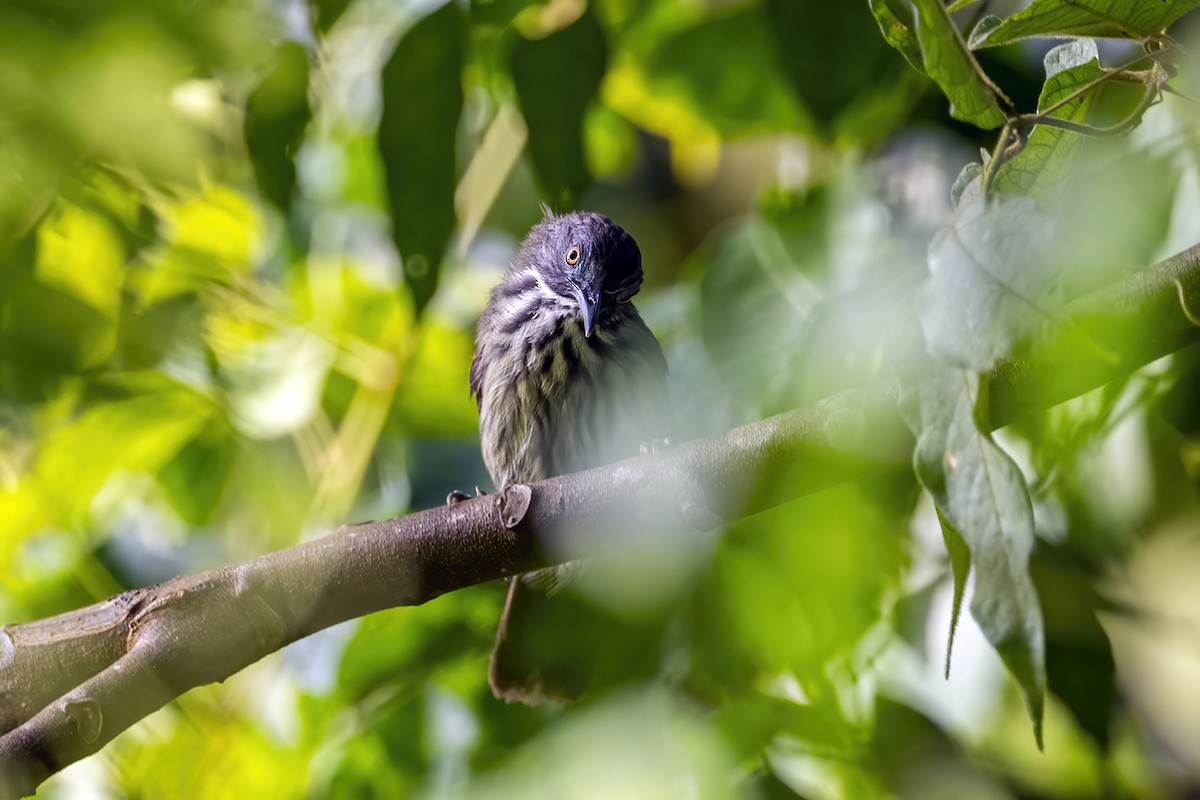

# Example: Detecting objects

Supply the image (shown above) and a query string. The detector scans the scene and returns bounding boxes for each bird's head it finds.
[518,210,643,338]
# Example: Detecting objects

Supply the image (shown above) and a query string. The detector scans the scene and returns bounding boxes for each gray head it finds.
[513,211,643,337]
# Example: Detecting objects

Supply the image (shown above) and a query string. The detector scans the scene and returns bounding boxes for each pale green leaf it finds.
[919,182,1060,371]
[937,507,971,678]
[901,369,1046,748]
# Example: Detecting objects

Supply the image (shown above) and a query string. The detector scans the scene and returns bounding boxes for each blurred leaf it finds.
[394,321,478,437]
[133,185,263,306]
[378,1,466,315]
[918,176,1060,372]
[714,691,861,764]
[697,215,823,419]
[901,369,1046,748]
[463,689,742,800]
[946,0,983,10]
[765,0,915,132]
[869,0,925,73]
[910,0,1008,129]
[607,3,808,179]
[156,419,236,526]
[35,199,125,317]
[244,41,312,212]
[974,0,1200,47]
[337,587,496,704]
[690,484,901,695]
[1031,544,1117,752]
[35,377,215,522]
[584,103,638,178]
[1,235,117,393]
[992,40,1106,199]
[510,8,607,208]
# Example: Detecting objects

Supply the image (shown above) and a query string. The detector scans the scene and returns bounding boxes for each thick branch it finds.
[1,243,1199,798]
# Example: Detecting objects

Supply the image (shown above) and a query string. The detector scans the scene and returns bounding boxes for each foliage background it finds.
[3,0,1200,797]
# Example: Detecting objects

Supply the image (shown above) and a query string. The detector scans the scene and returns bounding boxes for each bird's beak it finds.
[574,286,599,338]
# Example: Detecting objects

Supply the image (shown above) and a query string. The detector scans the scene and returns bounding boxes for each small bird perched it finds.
[468,209,671,704]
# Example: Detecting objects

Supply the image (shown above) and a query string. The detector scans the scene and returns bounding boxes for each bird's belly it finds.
[479,330,657,488]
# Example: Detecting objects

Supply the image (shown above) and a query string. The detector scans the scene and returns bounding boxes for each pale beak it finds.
[574,286,600,338]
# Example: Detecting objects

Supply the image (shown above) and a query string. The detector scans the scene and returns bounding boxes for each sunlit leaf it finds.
[34,378,215,521]
[378,1,466,314]
[901,369,1046,748]
[244,41,312,212]
[1,235,117,384]
[35,200,125,317]
[910,0,1008,128]
[974,0,1200,47]
[510,8,606,208]
[134,185,263,305]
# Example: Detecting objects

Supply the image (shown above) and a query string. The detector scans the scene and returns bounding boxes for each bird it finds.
[467,209,672,704]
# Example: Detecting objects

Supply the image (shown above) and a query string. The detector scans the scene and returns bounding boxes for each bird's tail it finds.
[489,576,581,705]
[488,566,670,706]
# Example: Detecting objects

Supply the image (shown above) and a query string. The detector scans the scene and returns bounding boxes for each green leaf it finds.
[937,507,971,679]
[918,179,1060,371]
[244,41,312,212]
[868,0,924,74]
[910,0,1008,128]
[974,0,1200,47]
[378,1,466,314]
[992,40,1107,199]
[510,9,607,209]
[901,369,1046,748]
[946,0,983,10]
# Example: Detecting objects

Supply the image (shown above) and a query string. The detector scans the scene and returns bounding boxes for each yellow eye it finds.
[565,246,581,265]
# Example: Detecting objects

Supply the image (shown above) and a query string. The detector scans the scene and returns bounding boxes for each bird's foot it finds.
[446,486,490,505]
[639,437,671,456]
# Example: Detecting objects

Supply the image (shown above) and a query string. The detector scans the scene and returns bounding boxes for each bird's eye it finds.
[565,246,581,266]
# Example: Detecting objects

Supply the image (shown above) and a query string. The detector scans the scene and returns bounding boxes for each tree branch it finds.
[2,243,1199,798]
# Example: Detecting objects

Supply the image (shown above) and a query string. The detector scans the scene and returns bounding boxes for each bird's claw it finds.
[639,437,671,456]
[446,486,490,506]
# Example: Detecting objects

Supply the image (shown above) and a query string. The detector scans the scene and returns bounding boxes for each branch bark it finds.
[2,243,1199,798]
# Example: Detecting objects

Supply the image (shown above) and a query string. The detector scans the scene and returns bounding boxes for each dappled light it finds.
[3,0,1200,798]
